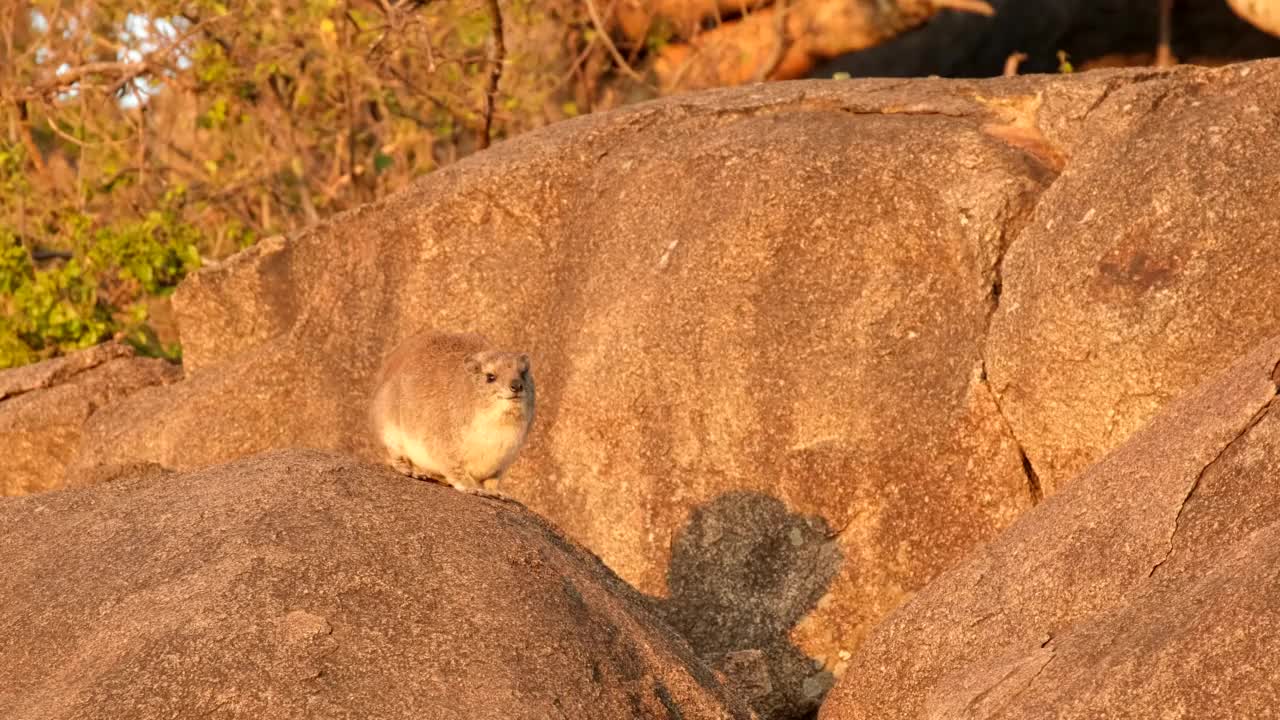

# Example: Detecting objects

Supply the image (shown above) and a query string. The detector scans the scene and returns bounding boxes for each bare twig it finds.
[388,66,474,126]
[553,0,618,91]
[341,1,359,194]
[76,91,86,211]
[1002,51,1027,76]
[930,0,996,16]
[478,0,505,151]
[13,101,46,173]
[1155,0,1176,67]
[20,14,230,101]
[129,83,147,189]
[753,0,791,83]
[44,117,131,148]
[554,30,601,92]
[29,60,148,98]
[583,0,649,85]
[179,11,232,54]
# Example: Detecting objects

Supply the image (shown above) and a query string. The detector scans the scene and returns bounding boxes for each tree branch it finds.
[19,14,230,101]
[583,0,648,85]
[1002,51,1027,76]
[478,0,505,151]
[930,0,995,15]
[13,101,46,173]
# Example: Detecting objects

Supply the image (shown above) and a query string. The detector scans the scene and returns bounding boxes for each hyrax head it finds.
[464,350,533,403]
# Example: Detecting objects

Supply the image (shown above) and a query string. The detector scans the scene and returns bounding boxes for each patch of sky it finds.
[29,8,189,107]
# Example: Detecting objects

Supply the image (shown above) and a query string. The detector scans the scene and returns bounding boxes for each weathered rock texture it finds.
[986,59,1280,492]
[29,59,1280,718]
[0,450,752,720]
[0,342,180,495]
[67,71,1082,717]
[819,335,1280,720]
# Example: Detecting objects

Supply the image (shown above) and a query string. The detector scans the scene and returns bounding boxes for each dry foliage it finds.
[0,0,657,366]
[0,0,970,367]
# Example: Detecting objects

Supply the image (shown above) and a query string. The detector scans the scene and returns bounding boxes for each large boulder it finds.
[0,342,180,495]
[65,72,1086,716]
[50,59,1280,717]
[0,450,752,720]
[986,58,1280,492]
[819,335,1280,720]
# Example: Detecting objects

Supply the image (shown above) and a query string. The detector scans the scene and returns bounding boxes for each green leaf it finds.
[1057,50,1074,73]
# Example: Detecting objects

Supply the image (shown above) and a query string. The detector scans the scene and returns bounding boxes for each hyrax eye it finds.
[485,373,497,383]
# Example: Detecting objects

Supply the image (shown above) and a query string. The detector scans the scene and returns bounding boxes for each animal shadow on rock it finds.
[654,490,843,720]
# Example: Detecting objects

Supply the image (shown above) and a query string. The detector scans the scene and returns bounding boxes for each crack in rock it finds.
[1148,377,1280,578]
[978,348,1043,502]
[978,195,1052,507]
[1013,637,1057,702]
[1080,70,1175,120]
[1020,450,1044,504]
[980,371,1045,507]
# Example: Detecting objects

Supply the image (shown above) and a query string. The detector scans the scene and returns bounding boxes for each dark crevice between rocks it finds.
[970,90,1076,505]
[1020,450,1044,505]
[980,369,1045,507]
[977,186,1055,507]
[829,104,968,119]
[649,76,1000,130]
[657,96,971,135]
[1148,368,1280,578]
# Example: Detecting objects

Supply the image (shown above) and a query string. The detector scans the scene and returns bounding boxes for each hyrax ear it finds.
[517,354,530,373]
[464,354,482,374]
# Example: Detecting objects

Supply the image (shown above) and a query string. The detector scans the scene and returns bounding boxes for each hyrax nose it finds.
[509,378,524,394]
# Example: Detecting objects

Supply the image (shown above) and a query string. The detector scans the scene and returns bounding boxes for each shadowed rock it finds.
[0,450,752,720]
[811,0,1280,79]
[820,335,1280,720]
[657,492,842,719]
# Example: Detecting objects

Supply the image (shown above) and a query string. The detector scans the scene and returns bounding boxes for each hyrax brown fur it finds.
[370,330,535,495]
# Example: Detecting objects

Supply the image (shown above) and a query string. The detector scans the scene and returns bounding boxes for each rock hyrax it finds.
[370,330,534,495]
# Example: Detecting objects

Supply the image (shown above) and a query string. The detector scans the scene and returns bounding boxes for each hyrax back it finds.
[370,330,535,491]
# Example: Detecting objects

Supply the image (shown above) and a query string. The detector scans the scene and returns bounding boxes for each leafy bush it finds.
[0,171,200,368]
[0,239,108,369]
[0,0,657,369]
